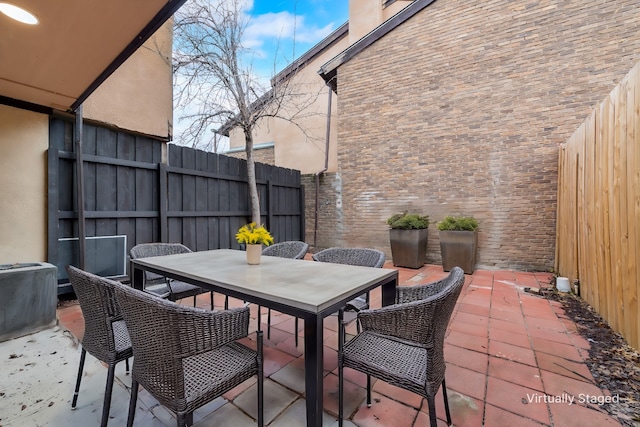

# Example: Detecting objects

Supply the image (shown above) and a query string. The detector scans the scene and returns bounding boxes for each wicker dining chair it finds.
[66,265,133,427]
[262,241,309,259]
[261,241,309,346]
[129,243,213,309]
[337,266,465,427]
[312,248,385,333]
[111,281,264,427]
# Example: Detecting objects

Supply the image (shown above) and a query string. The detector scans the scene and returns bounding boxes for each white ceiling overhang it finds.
[0,0,186,112]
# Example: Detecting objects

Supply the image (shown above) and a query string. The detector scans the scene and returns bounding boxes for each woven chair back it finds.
[112,283,188,403]
[130,243,192,284]
[66,265,125,363]
[312,247,385,268]
[425,266,464,383]
[262,241,309,259]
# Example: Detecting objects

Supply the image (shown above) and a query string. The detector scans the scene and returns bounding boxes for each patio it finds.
[1,262,623,426]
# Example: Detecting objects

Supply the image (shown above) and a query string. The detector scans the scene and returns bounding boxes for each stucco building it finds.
[0,2,182,265]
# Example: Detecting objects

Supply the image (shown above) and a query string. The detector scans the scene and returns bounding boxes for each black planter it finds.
[389,228,428,269]
[439,230,478,274]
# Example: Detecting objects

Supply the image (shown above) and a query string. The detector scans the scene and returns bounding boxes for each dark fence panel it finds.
[165,145,304,250]
[48,118,304,292]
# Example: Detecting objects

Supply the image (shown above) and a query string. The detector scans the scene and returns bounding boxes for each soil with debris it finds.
[547,291,640,426]
[56,293,78,309]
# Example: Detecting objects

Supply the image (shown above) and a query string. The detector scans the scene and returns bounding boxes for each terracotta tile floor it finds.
[56,263,624,426]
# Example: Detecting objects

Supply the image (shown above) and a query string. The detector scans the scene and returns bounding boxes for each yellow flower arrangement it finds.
[235,222,274,246]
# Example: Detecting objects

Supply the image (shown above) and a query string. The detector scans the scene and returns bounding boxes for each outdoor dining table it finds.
[130,248,398,427]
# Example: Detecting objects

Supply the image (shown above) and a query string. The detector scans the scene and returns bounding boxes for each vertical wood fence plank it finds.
[95,127,118,237]
[574,121,586,301]
[584,113,598,308]
[633,69,640,349]
[594,101,607,318]
[135,138,156,245]
[267,180,274,234]
[207,153,221,249]
[83,126,97,237]
[300,184,306,240]
[181,146,197,249]
[603,94,615,327]
[116,133,135,248]
[167,146,183,244]
[193,149,208,251]
[218,156,232,247]
[615,79,629,335]
[624,70,639,349]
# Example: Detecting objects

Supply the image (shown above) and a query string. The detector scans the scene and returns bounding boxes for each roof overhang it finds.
[0,0,187,113]
[274,22,348,86]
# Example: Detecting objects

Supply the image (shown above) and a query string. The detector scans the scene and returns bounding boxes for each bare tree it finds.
[173,0,321,224]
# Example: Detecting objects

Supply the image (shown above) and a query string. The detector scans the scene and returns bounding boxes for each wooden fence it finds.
[48,117,304,291]
[165,145,305,250]
[556,62,640,350]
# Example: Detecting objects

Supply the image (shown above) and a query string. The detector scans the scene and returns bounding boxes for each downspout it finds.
[74,105,86,270]
[314,81,333,247]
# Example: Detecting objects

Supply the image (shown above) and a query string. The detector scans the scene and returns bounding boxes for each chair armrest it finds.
[176,306,251,357]
[143,285,170,299]
[357,299,436,345]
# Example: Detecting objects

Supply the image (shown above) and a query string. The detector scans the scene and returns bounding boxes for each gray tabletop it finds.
[131,249,397,313]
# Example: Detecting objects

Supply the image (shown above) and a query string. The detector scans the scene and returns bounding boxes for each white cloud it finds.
[244,11,336,49]
[296,21,336,44]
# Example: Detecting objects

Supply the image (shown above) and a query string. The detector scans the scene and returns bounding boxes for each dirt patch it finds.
[56,294,78,309]
[547,291,640,426]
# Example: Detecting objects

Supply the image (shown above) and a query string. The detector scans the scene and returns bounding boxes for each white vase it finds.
[246,244,262,265]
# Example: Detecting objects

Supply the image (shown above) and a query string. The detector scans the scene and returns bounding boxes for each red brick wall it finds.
[324,0,640,270]
[302,173,343,251]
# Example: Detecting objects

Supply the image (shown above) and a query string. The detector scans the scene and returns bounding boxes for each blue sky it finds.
[242,0,349,76]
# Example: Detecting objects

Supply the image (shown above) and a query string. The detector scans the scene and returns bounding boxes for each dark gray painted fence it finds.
[48,117,304,292]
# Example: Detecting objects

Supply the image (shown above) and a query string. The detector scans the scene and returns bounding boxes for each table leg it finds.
[381,274,398,307]
[304,314,324,427]
[130,261,144,290]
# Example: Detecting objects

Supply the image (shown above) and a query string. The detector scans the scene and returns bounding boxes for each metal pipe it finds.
[74,105,86,270]
[314,82,333,247]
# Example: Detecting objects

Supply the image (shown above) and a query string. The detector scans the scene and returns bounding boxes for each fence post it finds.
[47,147,60,274]
[300,184,306,242]
[159,162,168,242]
[267,179,274,232]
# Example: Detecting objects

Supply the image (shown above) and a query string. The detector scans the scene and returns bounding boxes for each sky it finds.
[243,0,349,76]
[173,0,349,150]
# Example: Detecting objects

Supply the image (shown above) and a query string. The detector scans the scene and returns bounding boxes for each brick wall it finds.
[327,0,640,271]
[301,173,343,251]
[226,146,275,165]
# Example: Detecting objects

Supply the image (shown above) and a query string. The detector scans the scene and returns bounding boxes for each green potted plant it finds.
[387,212,430,269]
[437,215,479,274]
